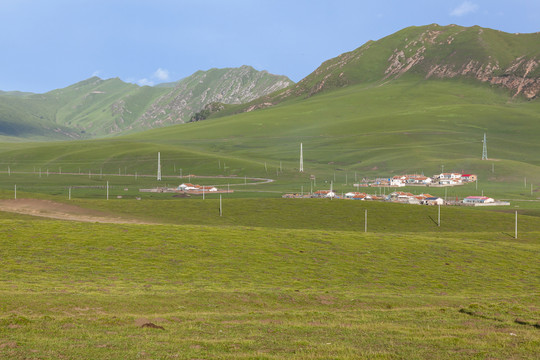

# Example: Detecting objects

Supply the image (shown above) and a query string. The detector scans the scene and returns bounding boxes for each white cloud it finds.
[450,1,479,16]
[153,68,170,81]
[91,70,101,77]
[137,78,154,86]
[133,67,170,87]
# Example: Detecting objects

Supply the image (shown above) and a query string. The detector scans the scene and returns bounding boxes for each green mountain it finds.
[130,66,292,130]
[0,66,293,139]
[236,24,540,115]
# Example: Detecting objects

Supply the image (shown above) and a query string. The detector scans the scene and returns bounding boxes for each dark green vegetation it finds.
[0,66,292,139]
[0,200,539,359]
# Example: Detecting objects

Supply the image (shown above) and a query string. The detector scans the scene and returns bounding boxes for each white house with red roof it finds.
[345,192,371,200]
[461,174,477,182]
[463,196,494,204]
[178,183,217,192]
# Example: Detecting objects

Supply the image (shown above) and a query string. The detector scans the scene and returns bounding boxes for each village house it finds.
[461,174,477,182]
[178,183,198,191]
[437,173,462,180]
[407,175,432,185]
[178,183,218,192]
[389,174,434,187]
[463,196,494,204]
[390,176,407,187]
[420,196,444,205]
[388,191,415,202]
[344,192,371,200]
[433,173,463,185]
[313,190,336,198]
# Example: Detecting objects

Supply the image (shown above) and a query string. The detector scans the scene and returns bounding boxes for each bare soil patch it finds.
[0,199,155,224]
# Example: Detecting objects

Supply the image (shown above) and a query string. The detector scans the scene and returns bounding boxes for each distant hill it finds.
[235,24,540,115]
[0,66,293,139]
[131,66,292,130]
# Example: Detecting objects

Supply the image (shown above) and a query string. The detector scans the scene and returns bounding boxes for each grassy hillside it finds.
[0,205,538,358]
[1,78,538,199]
[231,24,540,116]
[0,68,293,139]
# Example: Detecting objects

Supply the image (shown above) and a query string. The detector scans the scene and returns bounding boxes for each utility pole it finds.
[14,184,16,199]
[219,195,222,216]
[438,204,441,227]
[157,152,162,181]
[106,181,109,200]
[364,209,367,233]
[299,143,304,172]
[515,211,518,239]
[482,133,488,160]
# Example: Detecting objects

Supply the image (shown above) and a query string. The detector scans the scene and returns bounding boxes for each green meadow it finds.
[1,75,539,358]
[0,201,539,359]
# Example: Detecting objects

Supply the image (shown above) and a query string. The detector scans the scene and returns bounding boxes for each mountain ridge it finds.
[0,66,293,139]
[229,24,540,117]
[2,24,540,140]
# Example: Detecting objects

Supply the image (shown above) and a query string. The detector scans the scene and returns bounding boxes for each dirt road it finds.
[0,199,154,224]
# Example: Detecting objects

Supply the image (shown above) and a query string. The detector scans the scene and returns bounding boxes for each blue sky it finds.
[1,0,539,93]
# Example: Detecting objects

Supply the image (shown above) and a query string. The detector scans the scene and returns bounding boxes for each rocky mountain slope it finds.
[0,66,292,139]
[130,66,292,131]
[239,24,540,114]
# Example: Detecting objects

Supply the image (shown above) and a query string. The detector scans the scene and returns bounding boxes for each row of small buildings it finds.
[177,183,218,192]
[140,183,232,194]
[283,190,507,206]
[364,173,477,187]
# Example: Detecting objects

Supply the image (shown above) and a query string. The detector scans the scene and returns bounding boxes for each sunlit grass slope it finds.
[1,78,539,191]
[0,214,538,359]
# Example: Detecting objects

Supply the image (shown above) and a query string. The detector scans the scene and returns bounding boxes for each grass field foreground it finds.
[0,203,539,359]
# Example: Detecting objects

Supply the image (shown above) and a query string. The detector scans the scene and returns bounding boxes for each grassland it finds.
[0,200,539,359]
[1,43,539,358]
[1,78,540,207]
